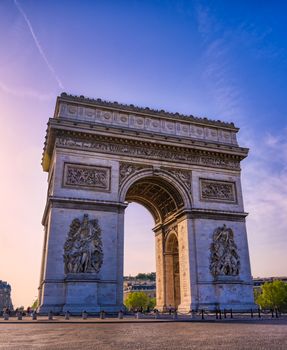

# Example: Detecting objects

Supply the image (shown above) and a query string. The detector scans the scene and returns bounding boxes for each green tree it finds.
[125,292,150,311]
[135,272,156,281]
[148,297,156,310]
[255,280,287,311]
[31,299,38,310]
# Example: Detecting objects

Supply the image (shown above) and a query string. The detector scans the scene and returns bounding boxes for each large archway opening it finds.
[125,176,185,225]
[123,175,186,310]
[124,203,155,276]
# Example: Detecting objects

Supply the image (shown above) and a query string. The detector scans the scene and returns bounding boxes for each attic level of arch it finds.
[42,127,247,172]
[57,93,238,130]
[46,115,248,154]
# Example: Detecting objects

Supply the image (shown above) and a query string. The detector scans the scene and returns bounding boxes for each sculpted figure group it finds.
[210,224,240,277]
[64,214,103,274]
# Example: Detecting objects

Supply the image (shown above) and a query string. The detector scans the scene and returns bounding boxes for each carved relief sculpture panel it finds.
[119,162,150,187]
[63,163,111,191]
[163,167,191,192]
[210,224,240,277]
[200,179,236,203]
[63,214,103,274]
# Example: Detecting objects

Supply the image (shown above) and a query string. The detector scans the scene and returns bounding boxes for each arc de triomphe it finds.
[38,93,254,313]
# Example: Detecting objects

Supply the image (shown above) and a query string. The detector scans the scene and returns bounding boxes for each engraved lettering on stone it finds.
[201,179,236,202]
[56,137,240,170]
[64,214,103,274]
[210,224,240,277]
[64,164,110,191]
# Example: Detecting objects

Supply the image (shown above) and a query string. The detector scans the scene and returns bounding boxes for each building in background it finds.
[0,280,13,311]
[253,277,287,291]
[124,275,156,302]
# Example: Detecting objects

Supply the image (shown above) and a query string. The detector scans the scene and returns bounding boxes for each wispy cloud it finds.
[242,129,287,275]
[196,4,287,276]
[196,5,243,120]
[236,21,284,60]
[0,81,54,100]
[14,0,64,90]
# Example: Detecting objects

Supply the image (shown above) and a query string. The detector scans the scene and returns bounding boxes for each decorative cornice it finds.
[190,208,248,222]
[42,196,127,225]
[58,92,238,130]
[173,208,248,222]
[53,131,241,171]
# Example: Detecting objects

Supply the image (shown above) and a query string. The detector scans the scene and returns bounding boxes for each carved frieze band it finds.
[200,179,237,203]
[63,163,111,191]
[56,136,240,171]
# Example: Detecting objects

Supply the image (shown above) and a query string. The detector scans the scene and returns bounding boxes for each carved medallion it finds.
[63,214,103,274]
[63,163,111,191]
[200,179,236,203]
[210,224,240,277]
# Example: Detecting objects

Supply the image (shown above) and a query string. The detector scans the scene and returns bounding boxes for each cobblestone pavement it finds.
[0,319,287,350]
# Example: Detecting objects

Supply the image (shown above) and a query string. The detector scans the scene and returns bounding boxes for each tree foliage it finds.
[148,297,156,310]
[125,292,154,311]
[135,272,156,281]
[30,299,38,310]
[255,280,287,310]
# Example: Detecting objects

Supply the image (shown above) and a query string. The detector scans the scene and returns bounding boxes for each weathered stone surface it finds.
[38,94,254,314]
[63,214,103,274]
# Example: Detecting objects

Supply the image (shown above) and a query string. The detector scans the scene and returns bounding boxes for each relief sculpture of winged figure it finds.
[63,214,103,274]
[210,224,240,277]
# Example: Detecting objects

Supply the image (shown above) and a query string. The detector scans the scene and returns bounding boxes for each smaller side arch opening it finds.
[165,232,180,309]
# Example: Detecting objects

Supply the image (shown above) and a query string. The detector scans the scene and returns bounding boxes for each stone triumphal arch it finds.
[38,93,255,313]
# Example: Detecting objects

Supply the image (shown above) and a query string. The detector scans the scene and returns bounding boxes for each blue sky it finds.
[0,0,286,306]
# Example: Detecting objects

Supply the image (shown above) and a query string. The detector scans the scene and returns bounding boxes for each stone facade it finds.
[38,93,255,313]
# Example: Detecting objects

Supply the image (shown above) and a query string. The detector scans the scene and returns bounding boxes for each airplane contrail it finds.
[14,0,64,89]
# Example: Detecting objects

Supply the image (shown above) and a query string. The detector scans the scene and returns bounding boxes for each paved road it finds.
[0,319,287,349]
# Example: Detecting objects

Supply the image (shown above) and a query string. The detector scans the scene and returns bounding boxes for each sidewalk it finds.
[1,314,286,324]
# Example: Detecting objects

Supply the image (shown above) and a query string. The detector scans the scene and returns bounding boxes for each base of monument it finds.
[196,302,257,312]
[157,302,257,313]
[37,304,64,314]
[38,304,124,315]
